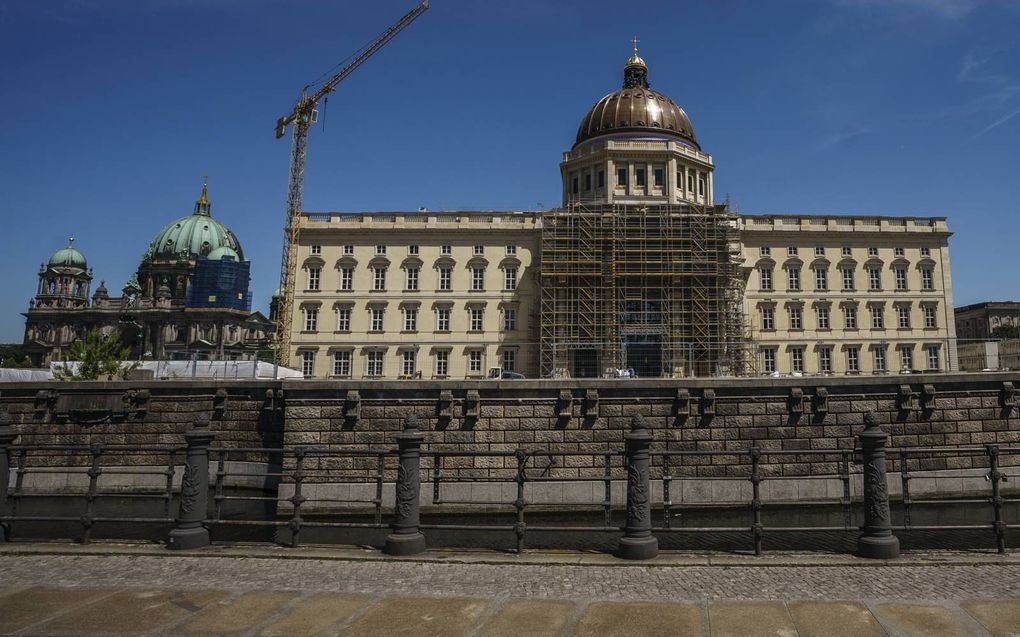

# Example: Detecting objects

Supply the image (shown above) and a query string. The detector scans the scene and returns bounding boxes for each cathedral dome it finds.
[574,47,699,150]
[48,239,87,269]
[143,180,244,263]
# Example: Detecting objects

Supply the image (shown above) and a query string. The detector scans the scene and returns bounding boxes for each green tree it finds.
[54,329,139,380]
[991,324,1020,340]
[0,344,32,368]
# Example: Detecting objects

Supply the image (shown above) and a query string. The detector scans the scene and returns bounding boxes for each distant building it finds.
[954,301,1020,340]
[22,182,274,365]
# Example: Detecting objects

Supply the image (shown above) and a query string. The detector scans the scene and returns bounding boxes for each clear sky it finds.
[1,0,1018,342]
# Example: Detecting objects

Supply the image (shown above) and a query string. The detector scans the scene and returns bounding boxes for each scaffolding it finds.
[186,256,253,312]
[539,201,753,378]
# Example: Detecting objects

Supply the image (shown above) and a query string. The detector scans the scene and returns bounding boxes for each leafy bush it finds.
[54,329,139,380]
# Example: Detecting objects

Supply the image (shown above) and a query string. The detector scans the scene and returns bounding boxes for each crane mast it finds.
[274,1,429,367]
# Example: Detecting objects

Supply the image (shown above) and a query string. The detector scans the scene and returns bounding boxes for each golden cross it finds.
[631,36,640,54]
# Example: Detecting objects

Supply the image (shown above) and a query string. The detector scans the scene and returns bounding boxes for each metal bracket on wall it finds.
[464,390,480,419]
[897,385,918,413]
[700,389,716,418]
[813,387,829,417]
[212,388,229,419]
[345,390,361,424]
[1000,382,1016,412]
[438,390,454,420]
[557,390,573,420]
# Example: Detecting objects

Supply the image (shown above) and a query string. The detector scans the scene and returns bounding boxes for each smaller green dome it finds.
[207,246,240,261]
[272,288,281,298]
[48,238,87,269]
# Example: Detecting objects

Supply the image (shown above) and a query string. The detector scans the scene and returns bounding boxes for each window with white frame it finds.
[894,247,905,257]
[841,246,852,257]
[920,247,931,257]
[332,351,351,377]
[504,267,517,291]
[900,346,914,370]
[761,306,775,330]
[788,246,798,257]
[819,347,832,373]
[762,348,777,374]
[868,267,881,290]
[923,305,937,328]
[441,244,452,256]
[789,306,803,330]
[370,308,384,332]
[846,347,860,373]
[310,245,321,255]
[408,244,419,255]
[816,305,830,329]
[926,345,940,370]
[895,267,907,290]
[814,267,828,291]
[401,350,416,377]
[439,267,452,291]
[343,244,354,255]
[867,247,878,257]
[874,346,887,372]
[842,267,855,290]
[870,306,884,329]
[814,246,825,257]
[468,350,483,374]
[897,305,911,329]
[503,307,517,331]
[473,245,484,256]
[471,267,485,291]
[404,267,419,291]
[301,351,315,377]
[366,351,384,377]
[435,350,449,377]
[402,307,418,331]
[336,307,351,331]
[791,347,805,373]
[375,245,386,256]
[506,244,517,255]
[502,350,516,372]
[436,307,451,331]
[373,267,386,291]
[787,266,801,291]
[921,268,934,290]
[844,305,858,329]
[340,267,354,291]
[303,307,318,332]
[307,267,321,291]
[760,246,771,257]
[469,308,484,331]
[760,267,773,291]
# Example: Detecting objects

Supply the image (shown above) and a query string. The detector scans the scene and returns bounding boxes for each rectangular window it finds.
[310,244,321,255]
[894,267,907,291]
[336,308,351,331]
[791,347,804,373]
[469,308,484,331]
[506,244,517,255]
[814,267,828,291]
[436,307,450,331]
[923,306,937,328]
[366,351,383,377]
[687,173,694,192]
[760,267,773,291]
[841,246,852,257]
[871,306,884,329]
[370,308,384,332]
[926,346,940,371]
[301,351,315,377]
[303,307,318,332]
[844,306,858,329]
[654,168,664,187]
[819,347,832,373]
[789,306,803,330]
[401,350,416,377]
[597,170,605,188]
[814,246,825,257]
[504,267,517,291]
[502,350,516,372]
[375,245,386,256]
[441,244,452,256]
[439,267,452,291]
[868,267,881,291]
[900,347,914,370]
[373,267,386,291]
[698,177,705,196]
[761,306,775,330]
[894,247,905,257]
[343,244,354,255]
[341,268,354,291]
[408,244,419,255]
[788,246,799,257]
[307,267,321,291]
[403,308,417,332]
[435,351,449,377]
[635,167,646,187]
[571,176,579,194]
[471,267,485,291]
[846,347,860,373]
[921,268,934,290]
[816,306,830,329]
[787,266,800,291]
[473,245,485,256]
[503,307,517,331]
[867,247,878,257]
[874,346,887,372]
[406,268,419,291]
[468,350,483,374]
[898,305,911,329]
[921,247,931,257]
[760,246,771,257]
[618,167,628,186]
[762,348,777,374]
[584,173,592,191]
[332,351,351,377]
[842,267,855,290]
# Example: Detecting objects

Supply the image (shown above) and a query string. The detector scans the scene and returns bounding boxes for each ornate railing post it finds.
[384,415,426,555]
[857,411,900,559]
[617,414,658,560]
[168,415,215,550]
[0,413,16,543]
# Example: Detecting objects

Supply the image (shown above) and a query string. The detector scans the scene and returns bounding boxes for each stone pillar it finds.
[384,415,426,556]
[0,414,16,543]
[168,415,215,550]
[858,411,900,559]
[617,414,658,560]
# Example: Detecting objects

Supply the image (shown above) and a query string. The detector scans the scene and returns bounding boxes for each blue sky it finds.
[1,0,1018,342]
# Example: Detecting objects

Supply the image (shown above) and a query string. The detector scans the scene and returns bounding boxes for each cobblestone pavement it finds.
[1,546,1020,635]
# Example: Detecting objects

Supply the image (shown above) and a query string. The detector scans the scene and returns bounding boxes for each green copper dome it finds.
[48,239,87,269]
[207,245,240,261]
[143,181,244,263]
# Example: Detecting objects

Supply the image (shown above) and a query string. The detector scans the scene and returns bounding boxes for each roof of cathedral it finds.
[142,179,244,263]
[574,46,699,150]
[48,238,87,269]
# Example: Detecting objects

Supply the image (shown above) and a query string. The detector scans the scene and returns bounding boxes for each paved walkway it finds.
[1,545,1020,635]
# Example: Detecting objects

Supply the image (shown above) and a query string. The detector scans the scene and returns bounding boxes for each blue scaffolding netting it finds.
[186,256,252,311]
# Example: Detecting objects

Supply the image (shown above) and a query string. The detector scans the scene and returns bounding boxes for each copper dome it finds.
[574,53,699,150]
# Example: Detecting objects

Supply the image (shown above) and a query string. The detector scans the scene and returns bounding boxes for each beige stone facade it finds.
[289,212,540,379]
[740,215,957,375]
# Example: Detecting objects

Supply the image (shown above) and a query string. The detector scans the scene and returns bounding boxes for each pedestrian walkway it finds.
[1,544,1019,636]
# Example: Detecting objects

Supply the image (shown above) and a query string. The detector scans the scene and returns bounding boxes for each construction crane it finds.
[273,1,430,366]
